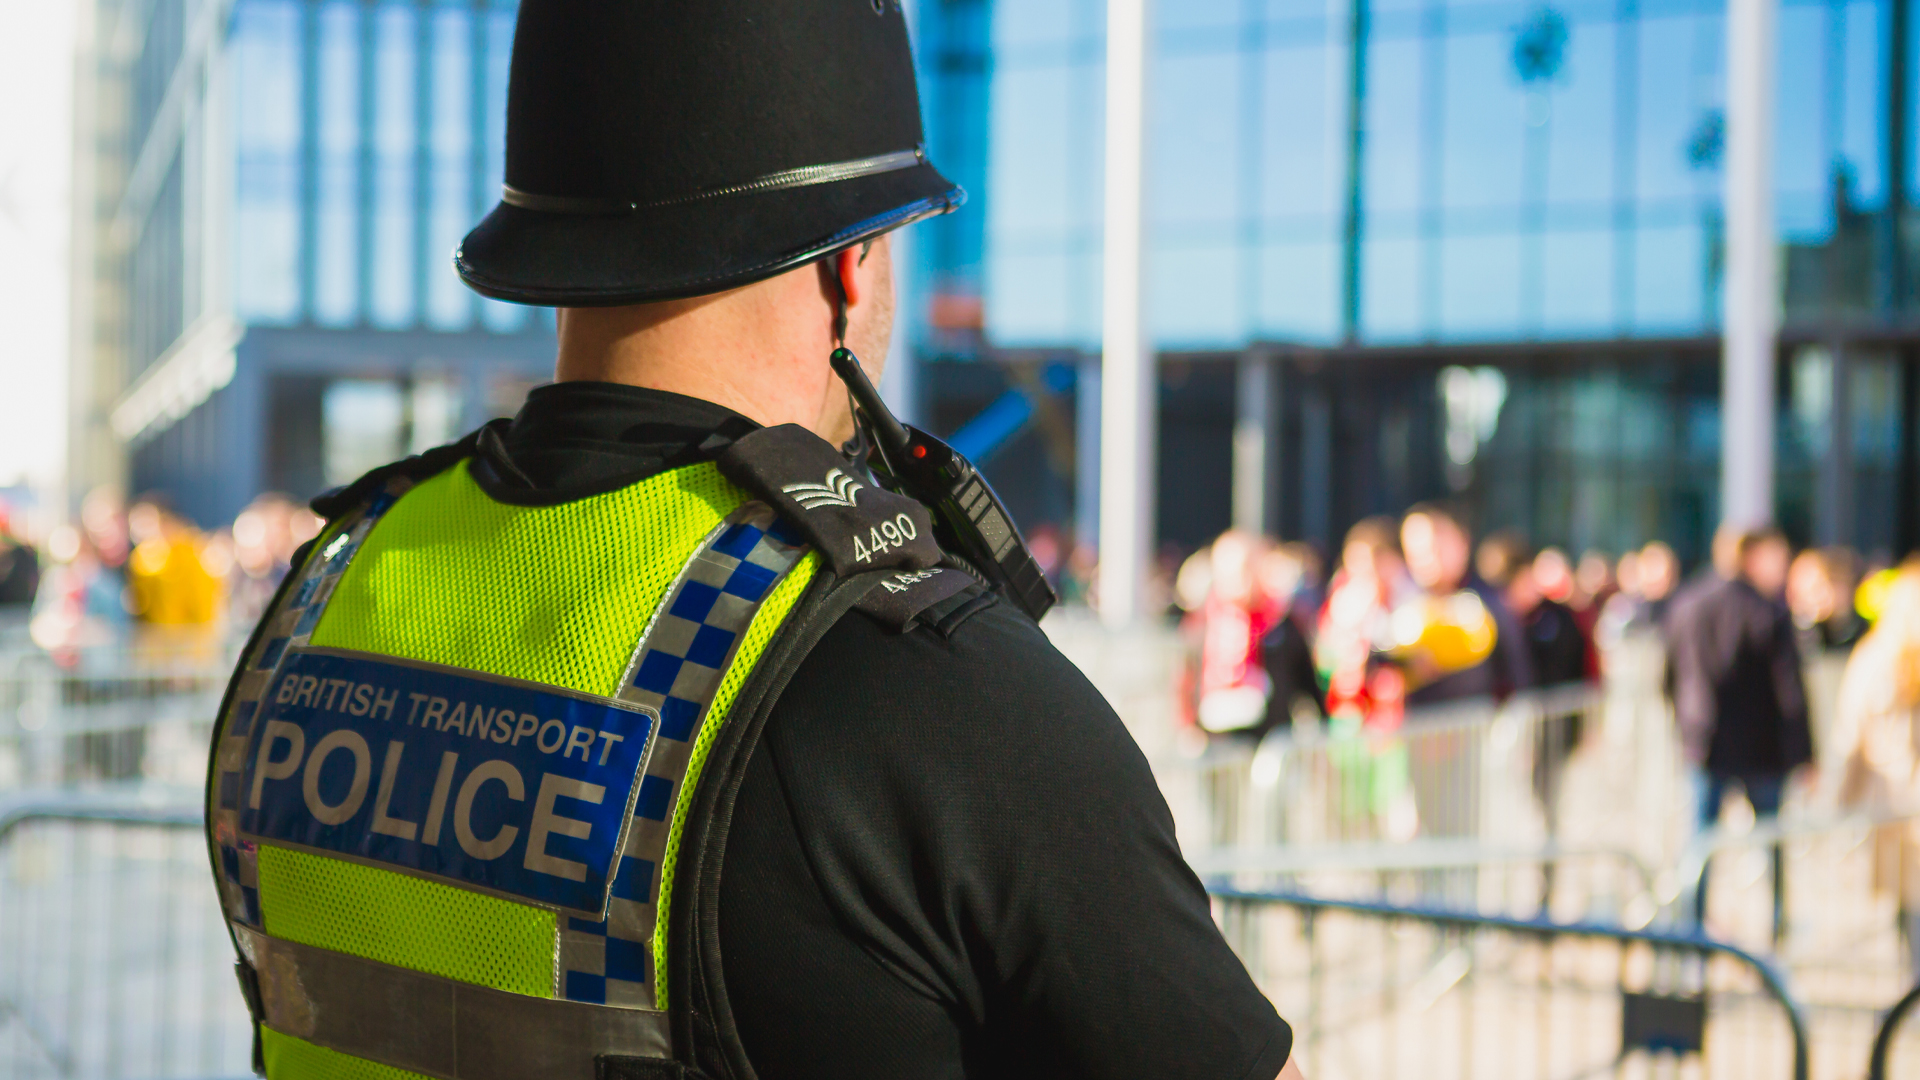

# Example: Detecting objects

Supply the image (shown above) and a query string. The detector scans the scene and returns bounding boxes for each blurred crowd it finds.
[0,488,322,659]
[1168,509,1906,746]
[1166,504,1920,940]
[1173,506,1662,745]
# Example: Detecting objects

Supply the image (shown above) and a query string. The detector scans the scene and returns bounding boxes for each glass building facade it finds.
[226,0,530,334]
[913,0,1920,565]
[982,0,1906,348]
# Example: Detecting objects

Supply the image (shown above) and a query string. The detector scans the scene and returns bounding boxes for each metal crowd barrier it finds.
[1871,983,1920,1080]
[1213,888,1813,1080]
[0,789,248,1080]
[1172,680,1680,924]
[1173,643,1920,1079]
[1183,681,1608,841]
[0,641,235,789]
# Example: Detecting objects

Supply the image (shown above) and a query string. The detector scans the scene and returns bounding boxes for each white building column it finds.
[1099,0,1154,625]
[1076,354,1102,546]
[1232,350,1276,536]
[1722,0,1780,528]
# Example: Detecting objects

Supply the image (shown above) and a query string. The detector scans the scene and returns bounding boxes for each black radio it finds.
[830,348,1058,623]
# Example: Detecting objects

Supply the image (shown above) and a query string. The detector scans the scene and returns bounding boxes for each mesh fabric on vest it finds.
[256,844,556,994]
[262,1029,417,1080]
[311,460,747,695]
[254,460,751,1080]
[651,551,818,1008]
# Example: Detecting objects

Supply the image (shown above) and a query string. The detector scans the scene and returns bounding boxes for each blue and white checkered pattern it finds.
[557,501,808,1009]
[208,482,410,931]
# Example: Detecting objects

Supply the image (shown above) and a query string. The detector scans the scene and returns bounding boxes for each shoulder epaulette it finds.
[715,423,942,577]
[851,566,986,633]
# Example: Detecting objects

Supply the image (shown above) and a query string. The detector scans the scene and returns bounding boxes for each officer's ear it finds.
[831,240,876,309]
[818,238,886,345]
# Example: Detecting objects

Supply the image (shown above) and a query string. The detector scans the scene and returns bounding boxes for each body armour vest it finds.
[204,424,983,1080]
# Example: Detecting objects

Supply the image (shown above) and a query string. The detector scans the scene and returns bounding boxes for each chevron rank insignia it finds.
[717,424,941,577]
[781,468,865,510]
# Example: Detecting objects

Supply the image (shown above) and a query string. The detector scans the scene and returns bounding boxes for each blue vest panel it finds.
[240,647,658,917]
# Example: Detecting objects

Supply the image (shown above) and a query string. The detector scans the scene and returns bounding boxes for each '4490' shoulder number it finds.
[852,513,919,563]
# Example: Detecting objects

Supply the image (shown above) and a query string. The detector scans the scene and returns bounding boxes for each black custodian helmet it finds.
[455,0,963,307]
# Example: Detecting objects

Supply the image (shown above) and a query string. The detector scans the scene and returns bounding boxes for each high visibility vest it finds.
[205,425,968,1080]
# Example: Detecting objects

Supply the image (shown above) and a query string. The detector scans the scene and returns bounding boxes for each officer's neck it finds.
[554,273,847,442]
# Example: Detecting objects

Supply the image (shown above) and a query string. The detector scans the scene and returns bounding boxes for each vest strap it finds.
[668,567,896,1079]
[235,925,671,1079]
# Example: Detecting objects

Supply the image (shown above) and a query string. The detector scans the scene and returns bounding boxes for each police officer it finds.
[205,2,1303,1078]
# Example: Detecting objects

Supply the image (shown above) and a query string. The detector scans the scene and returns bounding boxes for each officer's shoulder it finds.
[846,563,998,637]
[308,423,492,522]
[839,575,1071,681]
[813,594,1140,778]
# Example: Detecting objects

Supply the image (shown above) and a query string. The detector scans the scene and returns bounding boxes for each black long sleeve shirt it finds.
[492,382,1293,1080]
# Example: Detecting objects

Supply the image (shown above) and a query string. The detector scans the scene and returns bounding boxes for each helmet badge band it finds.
[503,146,929,216]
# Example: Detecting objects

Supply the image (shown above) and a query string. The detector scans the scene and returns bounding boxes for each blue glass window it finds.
[314,0,361,326]
[233,0,302,324]
[370,3,417,328]
[964,0,1903,352]
[427,5,475,330]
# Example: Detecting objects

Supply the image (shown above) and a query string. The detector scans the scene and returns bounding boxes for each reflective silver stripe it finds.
[502,147,926,214]
[236,925,671,1079]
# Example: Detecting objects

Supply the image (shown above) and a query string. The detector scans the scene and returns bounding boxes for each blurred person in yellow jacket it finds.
[1398,503,1533,706]
[125,499,228,627]
[1396,505,1532,871]
[1837,558,1920,975]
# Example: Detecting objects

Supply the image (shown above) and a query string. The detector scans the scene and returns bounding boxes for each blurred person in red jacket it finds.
[1572,550,1615,678]
[1315,517,1415,733]
[1185,530,1273,736]
[1313,517,1420,839]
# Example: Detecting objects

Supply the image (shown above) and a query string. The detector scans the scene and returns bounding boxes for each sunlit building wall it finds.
[89,0,552,528]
